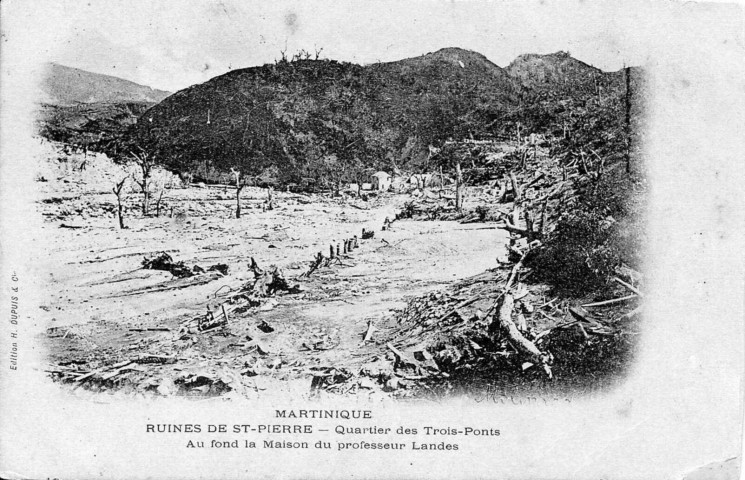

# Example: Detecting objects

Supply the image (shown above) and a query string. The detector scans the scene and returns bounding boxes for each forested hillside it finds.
[128,48,627,186]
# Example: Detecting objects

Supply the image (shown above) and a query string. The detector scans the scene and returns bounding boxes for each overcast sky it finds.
[8,0,745,92]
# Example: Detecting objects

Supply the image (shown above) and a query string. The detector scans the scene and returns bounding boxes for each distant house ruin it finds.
[371,171,391,191]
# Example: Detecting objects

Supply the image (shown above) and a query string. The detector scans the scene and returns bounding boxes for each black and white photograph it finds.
[0,1,743,478]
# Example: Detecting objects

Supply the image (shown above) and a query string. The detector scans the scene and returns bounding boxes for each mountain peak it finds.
[506,51,601,88]
[374,46,516,87]
[427,46,484,57]
[419,47,500,68]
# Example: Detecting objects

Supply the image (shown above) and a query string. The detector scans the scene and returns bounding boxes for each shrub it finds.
[475,205,489,221]
[528,211,621,297]
[398,201,418,219]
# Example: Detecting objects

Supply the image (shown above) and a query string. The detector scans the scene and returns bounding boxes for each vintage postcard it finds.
[0,0,742,478]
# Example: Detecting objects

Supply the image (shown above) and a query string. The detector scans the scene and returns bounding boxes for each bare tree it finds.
[230,167,246,218]
[455,161,463,212]
[112,177,128,229]
[150,168,172,218]
[155,190,165,217]
[266,186,274,210]
[624,66,632,174]
[129,148,155,216]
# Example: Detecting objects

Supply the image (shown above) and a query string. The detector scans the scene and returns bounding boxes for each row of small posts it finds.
[329,235,359,259]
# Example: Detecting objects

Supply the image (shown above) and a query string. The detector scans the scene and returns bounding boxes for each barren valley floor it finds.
[38,182,509,399]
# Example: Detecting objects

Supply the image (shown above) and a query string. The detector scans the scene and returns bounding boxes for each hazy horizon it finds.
[48,46,624,94]
[22,0,682,92]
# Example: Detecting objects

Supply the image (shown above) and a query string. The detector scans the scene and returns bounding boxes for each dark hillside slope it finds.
[37,102,153,156]
[135,59,373,184]
[130,48,528,184]
[365,47,524,145]
[501,52,632,136]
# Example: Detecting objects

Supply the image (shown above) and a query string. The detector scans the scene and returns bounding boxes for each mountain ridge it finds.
[38,48,631,186]
[40,62,172,106]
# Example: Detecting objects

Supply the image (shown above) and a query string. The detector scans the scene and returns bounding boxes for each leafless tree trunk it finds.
[625,66,632,174]
[143,190,150,216]
[112,178,127,229]
[520,148,528,170]
[455,162,463,212]
[509,171,522,226]
[155,189,164,217]
[231,168,245,218]
[129,148,154,216]
[539,198,548,238]
[439,166,444,198]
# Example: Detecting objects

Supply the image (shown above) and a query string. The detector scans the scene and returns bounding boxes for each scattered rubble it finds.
[142,252,229,278]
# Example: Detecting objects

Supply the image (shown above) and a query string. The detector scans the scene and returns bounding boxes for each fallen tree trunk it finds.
[613,276,644,297]
[582,294,637,308]
[616,305,643,322]
[615,265,643,284]
[497,221,530,236]
[492,293,551,375]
